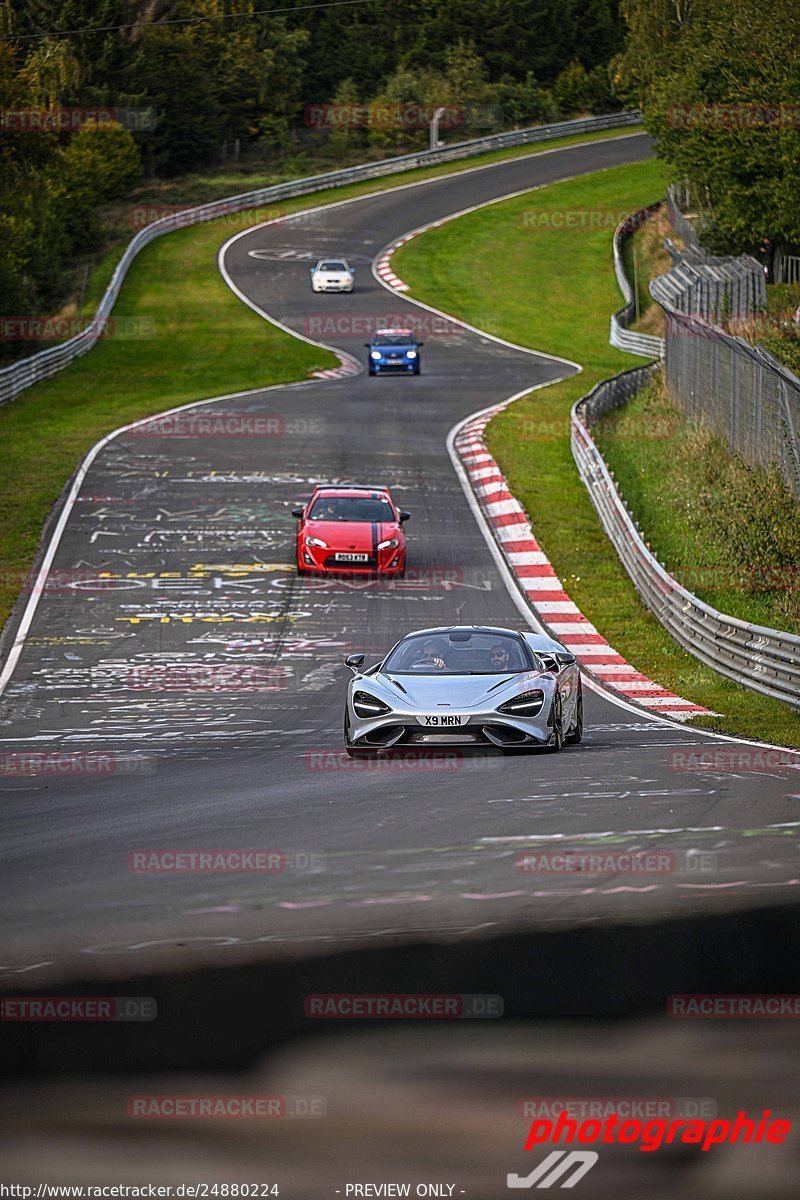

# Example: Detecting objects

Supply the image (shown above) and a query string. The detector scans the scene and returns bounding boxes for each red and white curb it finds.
[312,350,361,380]
[454,410,712,719]
[375,235,414,291]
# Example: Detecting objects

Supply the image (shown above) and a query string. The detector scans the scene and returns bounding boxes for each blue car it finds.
[365,328,423,375]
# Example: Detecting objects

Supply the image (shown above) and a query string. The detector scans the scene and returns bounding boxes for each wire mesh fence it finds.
[655,302,800,499]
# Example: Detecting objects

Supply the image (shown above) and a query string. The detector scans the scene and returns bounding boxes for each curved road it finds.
[2,132,798,987]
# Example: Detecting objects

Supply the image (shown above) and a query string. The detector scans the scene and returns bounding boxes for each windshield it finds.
[373,333,414,346]
[383,631,531,675]
[319,261,346,271]
[309,495,394,522]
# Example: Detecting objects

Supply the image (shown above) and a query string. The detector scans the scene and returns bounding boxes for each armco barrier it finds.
[0,111,640,408]
[609,203,665,359]
[571,364,800,707]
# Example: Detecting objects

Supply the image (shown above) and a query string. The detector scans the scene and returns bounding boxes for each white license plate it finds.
[335,552,369,562]
[416,714,469,727]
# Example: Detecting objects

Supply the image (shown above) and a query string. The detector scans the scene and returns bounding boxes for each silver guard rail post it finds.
[0,111,640,408]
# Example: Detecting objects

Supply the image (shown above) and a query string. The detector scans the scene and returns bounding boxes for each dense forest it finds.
[621,0,800,268]
[0,0,627,336]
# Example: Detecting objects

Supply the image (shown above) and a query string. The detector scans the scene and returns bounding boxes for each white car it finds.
[310,258,354,293]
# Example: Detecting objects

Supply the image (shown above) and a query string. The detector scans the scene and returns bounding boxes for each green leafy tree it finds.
[553,61,592,113]
[623,0,800,269]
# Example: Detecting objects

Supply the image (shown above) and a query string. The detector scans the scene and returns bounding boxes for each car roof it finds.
[372,328,416,338]
[311,482,391,493]
[311,484,392,499]
[316,258,348,265]
[399,626,526,639]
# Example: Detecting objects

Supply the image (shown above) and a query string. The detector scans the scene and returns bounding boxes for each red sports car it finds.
[292,484,409,575]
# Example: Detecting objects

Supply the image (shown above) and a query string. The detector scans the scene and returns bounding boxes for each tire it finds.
[545,694,564,753]
[564,684,583,745]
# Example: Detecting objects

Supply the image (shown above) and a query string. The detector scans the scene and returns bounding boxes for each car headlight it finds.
[370,350,382,360]
[377,537,400,551]
[497,689,545,716]
[306,536,328,548]
[405,349,417,359]
[353,690,392,718]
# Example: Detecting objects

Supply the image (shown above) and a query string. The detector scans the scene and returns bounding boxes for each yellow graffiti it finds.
[116,612,302,624]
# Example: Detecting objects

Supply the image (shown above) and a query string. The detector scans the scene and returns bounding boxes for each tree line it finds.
[620,0,800,278]
[0,0,626,344]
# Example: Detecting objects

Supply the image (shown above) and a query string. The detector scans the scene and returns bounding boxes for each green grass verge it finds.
[393,159,800,746]
[595,376,800,636]
[0,125,640,635]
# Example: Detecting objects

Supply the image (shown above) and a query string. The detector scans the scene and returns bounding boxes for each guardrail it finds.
[0,110,640,409]
[609,203,665,359]
[571,363,800,708]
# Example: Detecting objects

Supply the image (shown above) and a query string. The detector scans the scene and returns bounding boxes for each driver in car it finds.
[415,638,449,670]
[489,643,512,671]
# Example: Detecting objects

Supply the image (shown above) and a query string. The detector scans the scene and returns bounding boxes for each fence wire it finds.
[657,305,800,498]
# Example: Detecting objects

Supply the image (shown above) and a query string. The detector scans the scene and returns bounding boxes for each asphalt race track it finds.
[2,132,799,988]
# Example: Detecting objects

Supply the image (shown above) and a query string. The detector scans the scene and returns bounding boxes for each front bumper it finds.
[347,703,554,749]
[299,544,405,574]
[313,278,353,291]
[369,356,418,372]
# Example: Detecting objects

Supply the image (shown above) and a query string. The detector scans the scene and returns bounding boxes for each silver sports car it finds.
[343,625,582,756]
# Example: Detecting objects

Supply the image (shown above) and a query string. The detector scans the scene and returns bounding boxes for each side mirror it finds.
[399,511,411,523]
[291,507,304,519]
[556,651,576,666]
[417,341,425,347]
[539,654,559,673]
[345,653,365,674]
[309,267,315,272]
[364,342,371,348]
